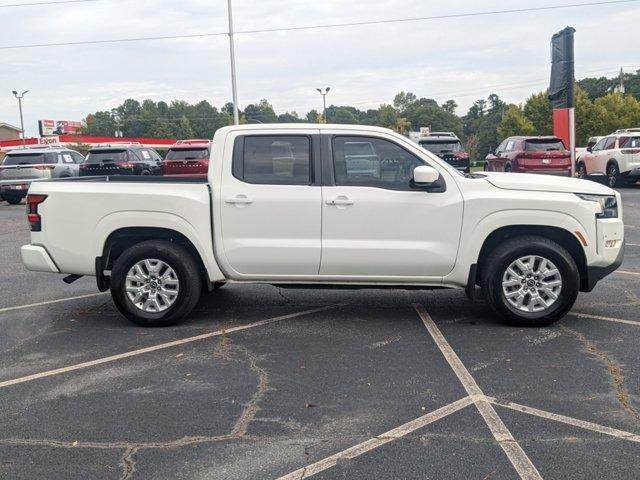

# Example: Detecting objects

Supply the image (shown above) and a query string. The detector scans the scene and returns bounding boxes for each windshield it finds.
[419,141,463,154]
[85,150,128,163]
[2,153,55,166]
[165,148,209,161]
[524,139,565,151]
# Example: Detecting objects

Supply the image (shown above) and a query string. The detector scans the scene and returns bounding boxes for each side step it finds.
[63,274,83,284]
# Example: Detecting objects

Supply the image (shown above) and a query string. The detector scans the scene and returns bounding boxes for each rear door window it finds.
[620,137,640,148]
[524,139,566,151]
[128,150,142,162]
[70,152,85,164]
[234,136,311,185]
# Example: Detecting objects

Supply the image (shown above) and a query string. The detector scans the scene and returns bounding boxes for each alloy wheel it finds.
[125,259,180,313]
[501,255,562,313]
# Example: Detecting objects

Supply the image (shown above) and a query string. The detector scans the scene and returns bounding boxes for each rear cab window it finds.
[524,139,566,151]
[233,136,311,185]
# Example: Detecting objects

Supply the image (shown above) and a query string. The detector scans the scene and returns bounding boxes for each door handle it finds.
[326,196,354,206]
[226,194,253,205]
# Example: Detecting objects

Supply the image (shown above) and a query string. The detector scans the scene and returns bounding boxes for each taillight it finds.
[116,162,134,168]
[621,148,640,155]
[33,165,56,170]
[26,194,47,232]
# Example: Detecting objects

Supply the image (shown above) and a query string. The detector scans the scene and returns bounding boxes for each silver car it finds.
[0,147,85,204]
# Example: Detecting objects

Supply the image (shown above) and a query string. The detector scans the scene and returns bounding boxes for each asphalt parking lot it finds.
[0,188,639,480]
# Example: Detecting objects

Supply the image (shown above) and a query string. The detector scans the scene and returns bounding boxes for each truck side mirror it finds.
[413,166,439,185]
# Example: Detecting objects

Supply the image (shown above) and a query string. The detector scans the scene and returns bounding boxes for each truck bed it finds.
[26,177,217,278]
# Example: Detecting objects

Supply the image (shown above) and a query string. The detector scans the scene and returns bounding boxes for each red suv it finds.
[161,139,211,175]
[484,136,571,176]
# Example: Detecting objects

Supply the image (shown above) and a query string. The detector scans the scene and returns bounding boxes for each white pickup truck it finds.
[21,124,624,328]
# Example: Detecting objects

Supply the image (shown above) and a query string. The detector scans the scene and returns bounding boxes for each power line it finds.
[1,0,639,50]
[0,0,99,8]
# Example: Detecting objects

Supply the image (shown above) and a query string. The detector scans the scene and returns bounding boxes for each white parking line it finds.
[626,243,640,247]
[571,312,640,327]
[0,292,108,314]
[0,305,341,390]
[488,397,640,443]
[276,396,474,480]
[414,304,542,480]
[616,270,640,276]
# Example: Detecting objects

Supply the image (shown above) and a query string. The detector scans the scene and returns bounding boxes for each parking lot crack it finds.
[212,336,272,438]
[562,326,640,423]
[120,446,138,480]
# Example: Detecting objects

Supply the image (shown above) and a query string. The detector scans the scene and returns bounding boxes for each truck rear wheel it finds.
[110,240,201,327]
[481,235,579,327]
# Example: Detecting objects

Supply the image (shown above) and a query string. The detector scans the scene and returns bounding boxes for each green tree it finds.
[523,92,552,135]
[498,105,536,139]
[176,115,195,139]
[441,100,458,114]
[377,104,399,129]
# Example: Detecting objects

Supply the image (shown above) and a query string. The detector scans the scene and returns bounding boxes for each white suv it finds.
[577,132,640,187]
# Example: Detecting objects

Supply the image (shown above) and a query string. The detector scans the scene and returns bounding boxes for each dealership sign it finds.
[39,119,83,136]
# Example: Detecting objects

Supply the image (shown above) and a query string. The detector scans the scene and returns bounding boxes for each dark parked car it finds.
[80,143,163,177]
[161,139,211,176]
[485,136,571,176]
[417,133,470,173]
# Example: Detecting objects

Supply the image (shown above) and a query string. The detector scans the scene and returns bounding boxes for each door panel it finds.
[219,132,322,277]
[320,133,464,278]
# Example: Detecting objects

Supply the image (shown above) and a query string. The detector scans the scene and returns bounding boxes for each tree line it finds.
[83,70,640,161]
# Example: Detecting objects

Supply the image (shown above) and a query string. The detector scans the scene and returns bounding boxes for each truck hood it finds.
[480,172,614,195]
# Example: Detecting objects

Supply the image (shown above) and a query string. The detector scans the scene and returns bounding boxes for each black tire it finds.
[481,235,579,327]
[483,162,490,172]
[504,163,512,173]
[4,195,23,205]
[576,162,587,179]
[110,240,201,327]
[607,162,620,188]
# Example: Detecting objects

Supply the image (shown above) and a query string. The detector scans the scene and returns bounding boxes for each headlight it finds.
[576,194,618,218]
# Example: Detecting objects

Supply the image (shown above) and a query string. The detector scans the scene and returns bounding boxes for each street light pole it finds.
[12,90,28,147]
[316,87,330,122]
[227,0,240,125]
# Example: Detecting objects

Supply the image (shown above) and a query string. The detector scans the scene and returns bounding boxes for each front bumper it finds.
[585,242,624,291]
[21,245,59,273]
[583,218,625,291]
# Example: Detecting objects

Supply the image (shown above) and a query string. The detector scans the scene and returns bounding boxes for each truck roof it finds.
[216,123,399,135]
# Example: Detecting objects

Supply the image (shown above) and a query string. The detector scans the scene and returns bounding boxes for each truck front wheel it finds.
[481,235,579,327]
[110,240,202,327]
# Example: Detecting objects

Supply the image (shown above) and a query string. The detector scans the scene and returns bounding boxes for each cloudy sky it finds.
[0,0,638,136]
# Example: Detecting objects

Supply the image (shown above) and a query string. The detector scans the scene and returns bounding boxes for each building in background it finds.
[0,123,23,141]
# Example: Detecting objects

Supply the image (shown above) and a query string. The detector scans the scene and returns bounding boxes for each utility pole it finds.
[316,87,330,122]
[12,90,28,147]
[227,0,240,125]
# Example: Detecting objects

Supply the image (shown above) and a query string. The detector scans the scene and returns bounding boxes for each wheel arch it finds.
[475,225,588,291]
[99,227,212,291]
